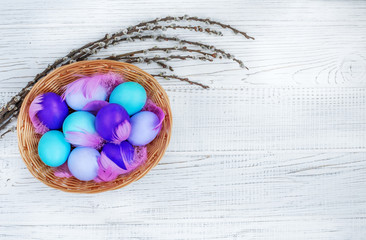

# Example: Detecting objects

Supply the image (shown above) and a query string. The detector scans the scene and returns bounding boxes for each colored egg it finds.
[62,111,103,148]
[65,86,107,111]
[62,72,123,110]
[38,130,71,167]
[128,111,161,146]
[102,141,134,170]
[109,82,147,115]
[95,103,131,144]
[96,142,145,182]
[67,147,100,181]
[29,92,69,134]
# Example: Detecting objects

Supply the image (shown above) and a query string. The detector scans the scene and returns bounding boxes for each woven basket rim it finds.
[17,60,172,193]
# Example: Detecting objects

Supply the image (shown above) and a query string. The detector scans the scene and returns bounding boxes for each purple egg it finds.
[95,103,131,144]
[29,92,69,134]
[95,142,148,182]
[102,141,134,170]
[128,111,161,146]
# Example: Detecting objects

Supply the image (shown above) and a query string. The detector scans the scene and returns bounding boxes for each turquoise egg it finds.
[62,111,96,135]
[109,82,147,115]
[38,130,71,167]
[62,111,102,148]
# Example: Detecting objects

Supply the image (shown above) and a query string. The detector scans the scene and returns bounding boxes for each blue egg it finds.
[109,82,147,115]
[63,111,96,135]
[128,111,161,146]
[38,130,71,167]
[67,147,100,181]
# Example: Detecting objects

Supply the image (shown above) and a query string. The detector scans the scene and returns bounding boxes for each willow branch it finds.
[0,15,253,131]
[152,74,209,89]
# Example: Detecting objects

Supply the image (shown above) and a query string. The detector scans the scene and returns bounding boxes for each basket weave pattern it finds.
[17,60,172,193]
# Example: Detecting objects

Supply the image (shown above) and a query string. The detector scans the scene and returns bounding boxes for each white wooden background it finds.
[1,0,366,239]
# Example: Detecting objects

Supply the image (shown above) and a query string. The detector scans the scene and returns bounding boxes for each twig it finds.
[0,15,253,131]
[152,74,209,89]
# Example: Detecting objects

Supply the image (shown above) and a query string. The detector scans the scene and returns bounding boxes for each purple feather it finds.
[64,131,104,149]
[62,72,124,100]
[142,99,165,130]
[94,146,147,182]
[82,100,109,115]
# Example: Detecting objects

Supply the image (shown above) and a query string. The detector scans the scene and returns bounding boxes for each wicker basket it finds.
[17,60,172,193]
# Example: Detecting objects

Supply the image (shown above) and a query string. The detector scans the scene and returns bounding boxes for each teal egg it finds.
[62,111,96,135]
[38,130,71,167]
[109,82,147,115]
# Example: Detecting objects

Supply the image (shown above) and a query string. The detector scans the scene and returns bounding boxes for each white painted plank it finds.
[0,0,366,91]
[1,87,365,156]
[0,152,366,239]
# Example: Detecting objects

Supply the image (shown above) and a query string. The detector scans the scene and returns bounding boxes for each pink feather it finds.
[111,120,132,144]
[62,72,124,100]
[29,94,49,134]
[101,72,125,95]
[82,100,109,115]
[142,99,165,130]
[94,152,124,182]
[94,146,147,182]
[132,146,148,168]
[65,131,104,149]
[53,162,73,178]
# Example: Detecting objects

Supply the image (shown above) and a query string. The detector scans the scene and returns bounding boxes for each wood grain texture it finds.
[0,0,366,239]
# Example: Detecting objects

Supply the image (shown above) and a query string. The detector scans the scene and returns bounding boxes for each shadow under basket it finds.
[17,60,172,193]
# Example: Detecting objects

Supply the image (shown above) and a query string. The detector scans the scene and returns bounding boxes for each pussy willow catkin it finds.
[0,15,253,133]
